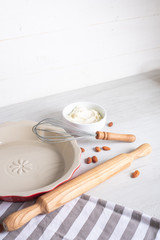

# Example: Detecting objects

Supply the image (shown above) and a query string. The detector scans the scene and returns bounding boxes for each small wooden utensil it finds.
[3,143,151,232]
[96,131,136,142]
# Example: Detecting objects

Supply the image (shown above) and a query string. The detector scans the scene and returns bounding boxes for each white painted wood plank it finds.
[0,0,159,40]
[1,48,160,107]
[0,1,159,107]
[0,16,160,79]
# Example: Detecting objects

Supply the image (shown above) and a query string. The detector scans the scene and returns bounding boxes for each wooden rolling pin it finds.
[3,143,152,232]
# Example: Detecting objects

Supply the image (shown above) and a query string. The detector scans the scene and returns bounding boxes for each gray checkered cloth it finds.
[0,194,160,240]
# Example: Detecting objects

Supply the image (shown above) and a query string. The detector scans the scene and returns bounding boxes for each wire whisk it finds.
[32,118,136,143]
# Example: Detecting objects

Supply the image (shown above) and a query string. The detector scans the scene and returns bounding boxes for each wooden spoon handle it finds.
[96,131,136,142]
[3,144,151,232]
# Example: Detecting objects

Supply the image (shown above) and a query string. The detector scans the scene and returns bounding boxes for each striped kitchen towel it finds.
[0,194,160,240]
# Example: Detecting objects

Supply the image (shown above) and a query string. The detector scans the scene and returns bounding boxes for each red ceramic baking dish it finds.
[0,121,81,202]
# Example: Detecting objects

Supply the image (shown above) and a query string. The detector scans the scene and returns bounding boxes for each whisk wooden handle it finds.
[96,131,136,142]
[3,144,151,232]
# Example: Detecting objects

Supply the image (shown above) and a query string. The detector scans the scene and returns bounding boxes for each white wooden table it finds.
[1,70,160,219]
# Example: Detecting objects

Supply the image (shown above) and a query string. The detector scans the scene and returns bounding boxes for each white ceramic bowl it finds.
[62,102,107,134]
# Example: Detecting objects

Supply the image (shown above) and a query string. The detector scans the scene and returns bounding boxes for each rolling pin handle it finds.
[128,143,152,160]
[3,203,42,232]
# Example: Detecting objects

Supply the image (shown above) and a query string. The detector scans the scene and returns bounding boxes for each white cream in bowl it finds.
[67,105,102,124]
[62,102,106,134]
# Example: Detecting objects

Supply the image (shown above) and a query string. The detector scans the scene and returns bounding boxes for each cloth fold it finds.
[0,195,160,240]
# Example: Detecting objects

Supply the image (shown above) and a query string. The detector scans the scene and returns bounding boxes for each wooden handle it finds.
[3,143,151,231]
[127,143,152,160]
[96,131,136,142]
[3,203,42,232]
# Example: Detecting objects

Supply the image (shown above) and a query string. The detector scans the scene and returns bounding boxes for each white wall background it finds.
[0,0,160,107]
